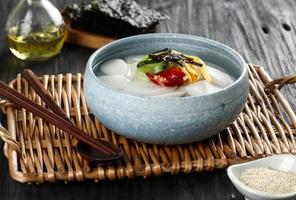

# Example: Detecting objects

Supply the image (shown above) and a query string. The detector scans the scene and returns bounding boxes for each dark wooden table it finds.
[0,0,295,199]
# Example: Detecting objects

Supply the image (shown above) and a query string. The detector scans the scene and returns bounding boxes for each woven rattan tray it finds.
[0,64,296,183]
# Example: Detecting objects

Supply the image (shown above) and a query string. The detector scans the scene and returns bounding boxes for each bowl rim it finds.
[86,33,248,100]
[227,154,296,199]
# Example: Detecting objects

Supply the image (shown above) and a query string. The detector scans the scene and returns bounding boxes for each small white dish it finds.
[227,154,296,200]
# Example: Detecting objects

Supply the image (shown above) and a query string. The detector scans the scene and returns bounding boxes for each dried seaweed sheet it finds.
[64,0,169,37]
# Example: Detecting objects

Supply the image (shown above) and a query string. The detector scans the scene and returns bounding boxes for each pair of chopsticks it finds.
[0,69,120,156]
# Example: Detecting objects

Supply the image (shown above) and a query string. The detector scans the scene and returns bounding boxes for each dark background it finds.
[0,0,295,199]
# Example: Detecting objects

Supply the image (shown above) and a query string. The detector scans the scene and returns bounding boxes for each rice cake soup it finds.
[97,48,235,98]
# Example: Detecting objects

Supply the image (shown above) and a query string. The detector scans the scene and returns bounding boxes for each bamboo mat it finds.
[0,64,295,184]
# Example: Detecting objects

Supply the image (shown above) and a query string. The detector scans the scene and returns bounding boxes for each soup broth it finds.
[97,50,235,98]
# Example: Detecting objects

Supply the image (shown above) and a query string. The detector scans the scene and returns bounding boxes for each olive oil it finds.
[7,25,65,61]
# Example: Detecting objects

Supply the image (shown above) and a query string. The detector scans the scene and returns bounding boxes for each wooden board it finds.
[64,18,115,49]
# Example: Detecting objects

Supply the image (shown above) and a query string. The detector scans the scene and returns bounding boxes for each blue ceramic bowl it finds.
[84,33,248,144]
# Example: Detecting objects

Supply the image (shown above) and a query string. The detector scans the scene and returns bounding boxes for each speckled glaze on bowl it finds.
[84,33,248,145]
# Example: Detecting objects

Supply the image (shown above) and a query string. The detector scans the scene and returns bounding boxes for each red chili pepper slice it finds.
[146,67,185,87]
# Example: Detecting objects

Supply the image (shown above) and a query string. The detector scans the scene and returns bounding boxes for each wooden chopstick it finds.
[0,80,116,155]
[22,70,72,124]
[22,70,122,156]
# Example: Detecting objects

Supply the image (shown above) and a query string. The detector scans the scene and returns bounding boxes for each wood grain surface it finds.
[0,0,295,199]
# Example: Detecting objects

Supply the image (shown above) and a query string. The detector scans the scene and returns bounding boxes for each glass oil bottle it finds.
[6,0,65,61]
